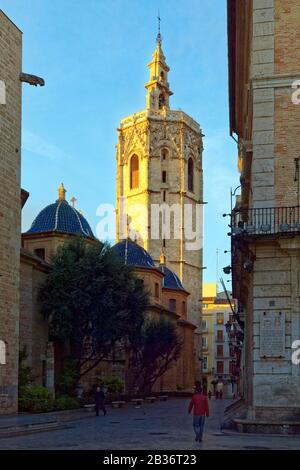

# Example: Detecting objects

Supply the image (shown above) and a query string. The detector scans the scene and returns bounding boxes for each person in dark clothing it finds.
[94,386,107,416]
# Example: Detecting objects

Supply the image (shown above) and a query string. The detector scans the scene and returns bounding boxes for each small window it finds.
[162,171,167,183]
[201,320,207,331]
[161,148,168,160]
[169,298,176,312]
[34,248,45,260]
[217,361,224,374]
[202,356,208,371]
[217,345,223,357]
[163,190,166,202]
[155,283,159,298]
[188,157,194,192]
[202,336,207,349]
[182,301,186,315]
[217,330,223,341]
[159,93,165,109]
[217,313,224,325]
[163,238,166,248]
[130,154,139,189]
[202,303,208,309]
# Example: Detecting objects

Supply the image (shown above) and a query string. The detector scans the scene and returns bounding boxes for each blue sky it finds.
[1,0,239,287]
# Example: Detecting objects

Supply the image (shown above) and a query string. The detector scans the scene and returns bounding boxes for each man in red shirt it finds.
[188,381,209,442]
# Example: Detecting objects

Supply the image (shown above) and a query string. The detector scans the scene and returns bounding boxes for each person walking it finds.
[216,380,224,399]
[94,386,107,416]
[188,382,209,442]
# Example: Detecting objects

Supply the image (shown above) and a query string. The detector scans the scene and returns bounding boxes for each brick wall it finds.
[0,10,22,414]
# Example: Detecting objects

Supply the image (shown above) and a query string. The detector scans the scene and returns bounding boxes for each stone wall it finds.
[0,10,22,414]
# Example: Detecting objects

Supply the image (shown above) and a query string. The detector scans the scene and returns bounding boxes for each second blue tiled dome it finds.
[112,239,155,268]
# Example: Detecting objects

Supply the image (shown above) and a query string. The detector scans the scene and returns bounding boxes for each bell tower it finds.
[116,31,204,375]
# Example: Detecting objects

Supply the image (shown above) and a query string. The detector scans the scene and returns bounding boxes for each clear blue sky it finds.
[1,0,239,287]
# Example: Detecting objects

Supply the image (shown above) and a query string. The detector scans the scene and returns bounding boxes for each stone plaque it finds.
[260,312,285,358]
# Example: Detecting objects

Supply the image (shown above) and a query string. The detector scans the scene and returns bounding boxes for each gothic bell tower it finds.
[116,31,204,374]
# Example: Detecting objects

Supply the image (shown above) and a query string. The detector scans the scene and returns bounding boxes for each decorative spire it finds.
[145,20,173,111]
[58,183,66,201]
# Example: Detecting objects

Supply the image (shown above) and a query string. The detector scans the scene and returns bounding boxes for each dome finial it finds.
[58,182,66,201]
[159,249,166,265]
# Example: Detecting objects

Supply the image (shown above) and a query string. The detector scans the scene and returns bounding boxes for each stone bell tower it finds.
[116,31,204,374]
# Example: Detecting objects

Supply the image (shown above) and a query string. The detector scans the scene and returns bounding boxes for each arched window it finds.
[130,154,139,189]
[0,340,6,365]
[188,157,194,192]
[159,93,165,109]
[161,148,168,160]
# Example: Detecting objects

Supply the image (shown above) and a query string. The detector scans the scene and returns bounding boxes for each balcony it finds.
[231,206,300,237]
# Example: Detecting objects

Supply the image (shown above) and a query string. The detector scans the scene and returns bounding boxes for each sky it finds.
[1,0,239,288]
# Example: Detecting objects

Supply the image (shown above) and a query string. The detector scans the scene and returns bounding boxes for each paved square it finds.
[0,399,300,450]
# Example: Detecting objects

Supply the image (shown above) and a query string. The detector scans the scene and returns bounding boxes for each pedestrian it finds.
[188,381,209,443]
[216,380,224,399]
[94,385,107,416]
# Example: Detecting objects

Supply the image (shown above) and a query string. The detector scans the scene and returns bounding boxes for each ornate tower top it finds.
[145,17,173,111]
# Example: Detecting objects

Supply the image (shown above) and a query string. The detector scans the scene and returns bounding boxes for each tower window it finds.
[162,171,167,183]
[155,283,159,298]
[160,71,164,80]
[163,190,166,202]
[161,148,168,160]
[130,154,139,189]
[182,301,186,315]
[159,93,165,109]
[188,157,194,192]
[163,238,166,248]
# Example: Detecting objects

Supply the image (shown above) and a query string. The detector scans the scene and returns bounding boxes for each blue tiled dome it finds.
[112,239,155,268]
[159,265,185,290]
[27,186,94,238]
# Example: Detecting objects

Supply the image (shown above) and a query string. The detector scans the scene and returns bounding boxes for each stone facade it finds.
[228,0,300,426]
[116,36,203,378]
[0,10,22,414]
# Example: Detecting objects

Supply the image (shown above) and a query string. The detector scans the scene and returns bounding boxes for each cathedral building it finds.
[116,32,204,377]
[0,11,200,414]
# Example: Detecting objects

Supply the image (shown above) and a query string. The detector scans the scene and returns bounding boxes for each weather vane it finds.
[157,11,162,43]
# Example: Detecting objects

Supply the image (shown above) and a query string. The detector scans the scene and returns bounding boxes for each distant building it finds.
[202,284,237,397]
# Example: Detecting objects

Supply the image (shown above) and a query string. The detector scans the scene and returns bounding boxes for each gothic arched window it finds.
[130,154,139,189]
[188,157,194,192]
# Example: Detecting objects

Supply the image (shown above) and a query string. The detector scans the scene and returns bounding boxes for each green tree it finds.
[39,238,148,382]
[131,317,183,394]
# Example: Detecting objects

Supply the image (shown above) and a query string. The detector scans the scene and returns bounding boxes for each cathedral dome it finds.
[112,239,155,268]
[27,183,94,238]
[159,265,185,290]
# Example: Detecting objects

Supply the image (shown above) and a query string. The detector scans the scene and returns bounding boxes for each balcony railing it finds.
[231,206,300,236]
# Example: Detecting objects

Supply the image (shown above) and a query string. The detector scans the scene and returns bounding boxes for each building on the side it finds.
[201,283,238,397]
[227,0,300,432]
[0,10,22,414]
[116,31,204,378]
